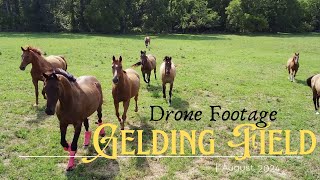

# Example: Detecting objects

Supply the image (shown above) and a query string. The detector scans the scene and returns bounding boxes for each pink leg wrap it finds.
[98,122,105,136]
[66,151,76,171]
[63,143,71,152]
[83,131,91,146]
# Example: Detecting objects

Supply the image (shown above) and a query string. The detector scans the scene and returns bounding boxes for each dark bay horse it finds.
[307,74,320,114]
[20,46,67,106]
[112,56,140,130]
[43,69,105,171]
[160,56,176,106]
[145,36,150,49]
[132,50,156,86]
[286,53,299,82]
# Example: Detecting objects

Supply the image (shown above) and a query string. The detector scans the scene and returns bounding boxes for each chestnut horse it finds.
[20,46,67,106]
[307,74,320,114]
[112,56,140,130]
[132,50,156,86]
[43,68,105,171]
[145,36,150,48]
[286,53,299,82]
[160,56,176,106]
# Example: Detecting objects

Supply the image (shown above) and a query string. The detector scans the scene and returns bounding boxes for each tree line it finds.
[0,0,319,33]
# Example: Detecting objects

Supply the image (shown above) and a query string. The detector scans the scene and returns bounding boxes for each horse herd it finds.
[19,36,176,171]
[18,37,317,171]
[286,52,320,114]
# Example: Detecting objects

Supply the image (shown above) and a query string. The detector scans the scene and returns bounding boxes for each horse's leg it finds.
[42,82,46,99]
[121,100,130,130]
[292,71,296,82]
[154,68,157,80]
[97,105,105,137]
[142,73,148,83]
[294,69,298,82]
[83,118,91,147]
[134,94,139,112]
[162,83,166,99]
[60,123,70,152]
[313,91,319,114]
[67,122,82,171]
[317,96,320,111]
[169,82,173,106]
[32,79,39,106]
[147,72,151,86]
[114,101,122,126]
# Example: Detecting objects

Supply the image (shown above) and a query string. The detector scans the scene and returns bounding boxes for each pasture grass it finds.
[0,32,320,179]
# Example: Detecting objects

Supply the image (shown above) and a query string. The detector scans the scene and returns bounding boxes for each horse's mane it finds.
[27,46,44,55]
[306,75,314,88]
[54,68,77,82]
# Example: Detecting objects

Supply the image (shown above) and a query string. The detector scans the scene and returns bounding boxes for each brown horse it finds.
[112,56,140,130]
[307,74,320,114]
[20,46,67,106]
[43,68,105,171]
[132,50,156,86]
[145,36,150,48]
[160,56,176,106]
[286,53,299,82]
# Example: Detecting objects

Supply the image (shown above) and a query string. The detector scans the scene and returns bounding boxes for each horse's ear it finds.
[53,73,58,79]
[140,51,143,54]
[21,47,26,51]
[119,56,122,62]
[169,57,172,61]
[112,56,116,62]
[144,51,146,54]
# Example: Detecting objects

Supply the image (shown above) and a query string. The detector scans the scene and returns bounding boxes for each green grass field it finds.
[0,32,320,179]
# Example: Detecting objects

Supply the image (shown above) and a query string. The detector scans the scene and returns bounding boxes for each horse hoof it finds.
[66,166,75,171]
[135,109,138,112]
[33,103,38,107]
[316,112,319,115]
[63,143,71,152]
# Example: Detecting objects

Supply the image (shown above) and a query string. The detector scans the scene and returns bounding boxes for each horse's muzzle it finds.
[45,108,55,115]
[113,77,119,84]
[20,66,26,71]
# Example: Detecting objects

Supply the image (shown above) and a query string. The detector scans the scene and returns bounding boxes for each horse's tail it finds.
[59,55,67,70]
[307,75,314,88]
[132,61,142,67]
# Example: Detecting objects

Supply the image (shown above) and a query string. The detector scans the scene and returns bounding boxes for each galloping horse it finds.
[307,74,320,114]
[112,56,140,130]
[43,68,105,171]
[132,51,156,86]
[286,53,300,82]
[145,36,151,49]
[160,56,176,106]
[20,46,67,106]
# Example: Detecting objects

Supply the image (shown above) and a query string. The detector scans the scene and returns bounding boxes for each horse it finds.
[160,56,176,106]
[307,74,320,114]
[132,50,156,86]
[43,68,105,171]
[286,53,299,82]
[19,46,68,106]
[112,56,140,130]
[145,36,151,49]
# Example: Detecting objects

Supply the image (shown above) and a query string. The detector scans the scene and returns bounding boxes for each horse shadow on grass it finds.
[295,79,307,86]
[171,96,190,111]
[127,115,154,171]
[146,83,162,98]
[66,158,120,179]
[26,105,50,124]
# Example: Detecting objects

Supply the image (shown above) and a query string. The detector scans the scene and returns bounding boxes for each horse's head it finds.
[112,56,124,84]
[163,56,172,75]
[43,72,60,115]
[20,46,32,70]
[140,50,147,66]
[294,53,300,64]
